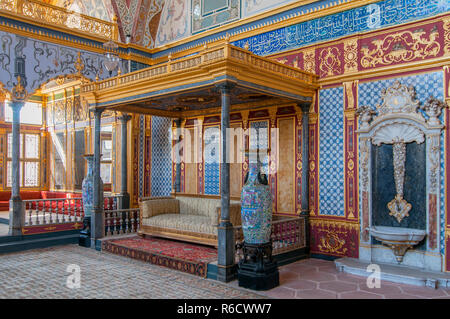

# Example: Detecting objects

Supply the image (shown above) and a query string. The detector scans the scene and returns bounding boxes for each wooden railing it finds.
[81,43,317,94]
[24,198,84,226]
[234,216,306,256]
[23,194,120,226]
[104,208,140,236]
[0,0,118,40]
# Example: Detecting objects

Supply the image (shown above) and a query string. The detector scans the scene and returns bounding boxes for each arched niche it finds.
[357,81,445,271]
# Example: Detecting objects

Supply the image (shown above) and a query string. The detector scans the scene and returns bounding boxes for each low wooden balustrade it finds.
[104,208,140,237]
[234,216,307,257]
[24,198,84,226]
[23,194,120,227]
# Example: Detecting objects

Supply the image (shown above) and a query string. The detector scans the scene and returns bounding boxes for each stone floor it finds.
[0,244,450,299]
[258,258,450,299]
[0,245,264,299]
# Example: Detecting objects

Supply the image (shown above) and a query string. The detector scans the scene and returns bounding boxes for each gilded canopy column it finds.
[8,94,25,236]
[241,110,250,187]
[118,112,131,209]
[195,116,204,194]
[91,107,105,247]
[216,81,236,283]
[268,108,277,214]
[173,118,183,193]
[0,90,6,191]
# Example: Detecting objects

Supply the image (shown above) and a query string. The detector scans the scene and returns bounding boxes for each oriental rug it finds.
[102,236,218,277]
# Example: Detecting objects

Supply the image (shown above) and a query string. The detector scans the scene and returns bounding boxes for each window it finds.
[5,101,42,125]
[100,126,113,184]
[6,133,40,187]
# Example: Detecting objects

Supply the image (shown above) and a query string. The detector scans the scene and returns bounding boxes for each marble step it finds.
[335,257,450,289]
[0,232,79,254]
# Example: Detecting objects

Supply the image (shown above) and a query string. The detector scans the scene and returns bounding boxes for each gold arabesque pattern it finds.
[360,28,441,68]
[0,0,118,40]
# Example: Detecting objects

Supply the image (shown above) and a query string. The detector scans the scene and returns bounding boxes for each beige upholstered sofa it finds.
[138,194,241,247]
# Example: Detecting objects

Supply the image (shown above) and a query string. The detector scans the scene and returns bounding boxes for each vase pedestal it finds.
[78,216,91,248]
[237,241,279,291]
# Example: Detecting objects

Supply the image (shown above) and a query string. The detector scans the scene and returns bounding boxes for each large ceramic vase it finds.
[81,154,104,218]
[240,156,272,244]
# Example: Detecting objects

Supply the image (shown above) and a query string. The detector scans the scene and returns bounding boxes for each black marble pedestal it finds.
[237,241,279,291]
[78,216,91,248]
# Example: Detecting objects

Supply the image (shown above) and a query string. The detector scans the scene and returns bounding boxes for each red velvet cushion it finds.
[20,191,42,200]
[0,192,11,201]
[0,201,9,211]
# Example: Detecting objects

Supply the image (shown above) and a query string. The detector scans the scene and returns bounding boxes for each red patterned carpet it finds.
[102,236,218,277]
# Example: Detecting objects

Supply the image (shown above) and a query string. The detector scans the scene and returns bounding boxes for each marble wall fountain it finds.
[357,81,446,272]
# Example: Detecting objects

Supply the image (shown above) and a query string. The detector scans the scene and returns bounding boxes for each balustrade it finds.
[23,198,84,226]
[104,208,140,237]
[23,194,121,227]
[0,0,118,40]
[234,216,306,258]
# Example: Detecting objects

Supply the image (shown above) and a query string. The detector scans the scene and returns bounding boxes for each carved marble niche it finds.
[357,81,445,269]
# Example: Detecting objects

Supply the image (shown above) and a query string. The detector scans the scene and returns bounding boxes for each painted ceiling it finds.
[45,0,305,48]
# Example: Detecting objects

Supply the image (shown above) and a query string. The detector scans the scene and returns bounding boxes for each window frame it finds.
[6,132,41,188]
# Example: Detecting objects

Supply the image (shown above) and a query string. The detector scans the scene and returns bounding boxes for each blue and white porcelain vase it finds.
[82,154,103,218]
[240,154,272,244]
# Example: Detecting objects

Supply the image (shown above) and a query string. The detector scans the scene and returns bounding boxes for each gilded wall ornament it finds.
[343,38,358,73]
[12,75,27,101]
[303,49,315,74]
[443,17,450,56]
[420,96,447,126]
[318,230,348,255]
[318,47,341,77]
[361,28,440,68]
[387,142,411,223]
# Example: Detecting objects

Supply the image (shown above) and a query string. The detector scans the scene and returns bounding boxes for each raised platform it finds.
[101,236,218,278]
[335,257,450,289]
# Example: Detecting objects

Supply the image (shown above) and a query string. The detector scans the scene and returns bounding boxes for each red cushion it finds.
[0,201,9,211]
[0,192,11,201]
[20,191,42,200]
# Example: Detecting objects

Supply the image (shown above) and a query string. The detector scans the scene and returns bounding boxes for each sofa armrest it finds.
[214,203,242,226]
[139,198,180,219]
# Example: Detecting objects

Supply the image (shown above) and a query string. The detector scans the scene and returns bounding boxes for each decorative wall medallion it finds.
[318,47,341,77]
[318,230,347,255]
[377,81,421,116]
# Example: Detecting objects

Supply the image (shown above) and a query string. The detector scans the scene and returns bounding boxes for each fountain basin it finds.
[367,226,426,263]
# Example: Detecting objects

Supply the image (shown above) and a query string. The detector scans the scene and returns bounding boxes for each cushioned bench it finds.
[138,194,242,247]
[0,191,83,211]
[0,191,42,211]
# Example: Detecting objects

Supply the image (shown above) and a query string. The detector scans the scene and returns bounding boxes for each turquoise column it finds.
[9,101,25,236]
